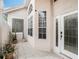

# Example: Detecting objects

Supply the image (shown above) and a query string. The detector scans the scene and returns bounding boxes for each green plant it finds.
[8,31,17,44]
[3,43,14,55]
[0,53,3,59]
[9,32,13,44]
[12,34,16,41]
[12,33,17,44]
[12,28,17,44]
[0,49,3,59]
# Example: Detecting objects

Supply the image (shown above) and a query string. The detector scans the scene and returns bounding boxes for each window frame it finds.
[38,11,47,39]
[12,18,24,33]
[28,16,33,36]
[28,4,33,15]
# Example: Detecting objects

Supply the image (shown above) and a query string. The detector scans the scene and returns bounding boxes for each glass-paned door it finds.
[56,11,78,59]
[64,13,78,55]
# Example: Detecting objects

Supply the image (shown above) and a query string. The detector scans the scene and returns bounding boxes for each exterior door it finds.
[56,11,78,59]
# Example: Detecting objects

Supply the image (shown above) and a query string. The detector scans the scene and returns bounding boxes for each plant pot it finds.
[0,54,3,59]
[5,53,14,59]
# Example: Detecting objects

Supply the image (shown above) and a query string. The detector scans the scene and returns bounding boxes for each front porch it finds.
[0,0,78,59]
[14,42,64,59]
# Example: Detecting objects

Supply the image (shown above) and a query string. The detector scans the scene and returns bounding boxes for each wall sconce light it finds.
[54,0,57,2]
[35,10,37,12]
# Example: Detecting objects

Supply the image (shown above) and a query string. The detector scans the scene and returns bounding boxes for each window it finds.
[28,4,33,15]
[56,19,58,47]
[38,11,46,39]
[64,13,78,55]
[12,19,23,32]
[28,16,33,36]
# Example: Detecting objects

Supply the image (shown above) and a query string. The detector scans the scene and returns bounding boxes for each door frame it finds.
[55,16,61,53]
[55,11,78,59]
[62,11,78,59]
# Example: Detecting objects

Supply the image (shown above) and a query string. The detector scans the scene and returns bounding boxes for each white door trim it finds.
[55,10,78,59]
[61,11,78,59]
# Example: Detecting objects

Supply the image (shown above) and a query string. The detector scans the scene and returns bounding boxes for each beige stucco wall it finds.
[26,0,35,48]
[34,0,52,51]
[0,15,9,48]
[26,0,52,51]
[52,0,78,52]
[53,0,78,17]
[7,8,27,42]
[0,26,2,48]
[1,22,9,46]
[28,0,78,52]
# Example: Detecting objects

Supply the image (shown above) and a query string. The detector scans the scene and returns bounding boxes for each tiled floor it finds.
[14,42,63,59]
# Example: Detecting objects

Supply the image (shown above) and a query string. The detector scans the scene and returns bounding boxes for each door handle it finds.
[60,32,62,40]
[61,35,62,38]
[61,32,62,34]
[60,35,62,40]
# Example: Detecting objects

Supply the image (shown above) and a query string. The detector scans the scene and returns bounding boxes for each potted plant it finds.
[12,28,17,44]
[0,49,3,59]
[12,33,17,44]
[3,43,14,59]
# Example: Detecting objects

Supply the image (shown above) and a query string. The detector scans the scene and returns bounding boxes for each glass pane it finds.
[28,4,33,15]
[64,13,78,55]
[12,19,23,32]
[43,34,46,39]
[43,22,46,27]
[39,22,43,27]
[43,28,46,34]
[39,33,42,38]
[28,16,33,36]
[39,28,46,34]
[56,19,58,47]
[39,11,46,39]
[39,28,43,34]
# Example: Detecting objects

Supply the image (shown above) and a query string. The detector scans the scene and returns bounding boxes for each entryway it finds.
[56,11,78,59]
[14,42,63,59]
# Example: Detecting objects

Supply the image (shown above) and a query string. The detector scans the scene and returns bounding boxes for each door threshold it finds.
[60,52,72,59]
